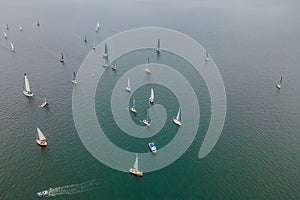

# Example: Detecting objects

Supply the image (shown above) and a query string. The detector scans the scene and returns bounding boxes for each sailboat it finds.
[96,21,100,32]
[84,36,87,44]
[23,73,34,97]
[92,41,96,50]
[130,98,137,113]
[36,128,47,147]
[37,21,40,27]
[103,43,109,67]
[60,53,64,64]
[10,41,14,52]
[173,107,182,126]
[128,154,143,177]
[125,78,131,92]
[145,57,151,74]
[149,88,154,103]
[143,114,151,127]
[72,71,77,84]
[40,98,48,108]
[111,63,117,71]
[3,32,7,39]
[156,38,160,53]
[276,76,282,89]
[205,50,210,62]
[6,24,9,31]
[19,25,23,31]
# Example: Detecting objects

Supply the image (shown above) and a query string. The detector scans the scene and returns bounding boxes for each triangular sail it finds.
[127,78,130,88]
[84,36,87,43]
[176,107,181,122]
[157,38,160,49]
[37,128,46,141]
[279,76,282,84]
[133,98,136,108]
[149,88,154,101]
[61,53,64,60]
[96,21,100,31]
[24,73,31,92]
[73,71,76,80]
[10,42,14,51]
[133,153,138,169]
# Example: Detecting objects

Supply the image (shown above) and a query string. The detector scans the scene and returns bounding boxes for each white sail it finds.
[10,42,14,51]
[128,78,130,88]
[93,41,96,50]
[149,88,154,102]
[37,128,46,141]
[3,32,7,39]
[176,107,181,121]
[24,74,31,92]
[19,25,23,31]
[96,21,100,31]
[133,153,138,170]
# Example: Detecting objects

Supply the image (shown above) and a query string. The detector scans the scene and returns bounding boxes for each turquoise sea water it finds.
[0,0,299,199]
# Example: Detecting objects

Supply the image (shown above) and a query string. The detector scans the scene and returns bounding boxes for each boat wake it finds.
[40,180,98,197]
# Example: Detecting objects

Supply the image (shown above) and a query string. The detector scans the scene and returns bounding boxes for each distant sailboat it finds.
[111,63,117,71]
[129,154,143,177]
[130,98,137,113]
[10,41,14,52]
[72,71,77,84]
[92,41,96,50]
[36,128,47,147]
[276,76,282,89]
[205,50,210,62]
[173,107,182,126]
[145,57,151,74]
[103,43,109,67]
[149,88,154,103]
[60,53,64,64]
[19,25,23,31]
[96,21,100,32]
[6,24,9,31]
[156,38,160,53]
[3,32,7,39]
[125,78,131,92]
[37,21,40,27]
[84,36,87,44]
[40,98,48,108]
[143,114,151,127]
[23,73,34,97]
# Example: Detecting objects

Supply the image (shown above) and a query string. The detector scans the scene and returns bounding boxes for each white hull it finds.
[125,87,131,92]
[276,84,281,89]
[156,48,160,53]
[205,57,210,62]
[23,90,34,97]
[173,118,182,126]
[40,101,48,108]
[130,107,136,113]
[72,80,77,84]
[143,119,151,127]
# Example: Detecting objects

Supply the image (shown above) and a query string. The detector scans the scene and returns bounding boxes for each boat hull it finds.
[148,142,157,154]
[143,120,150,127]
[23,90,34,97]
[71,80,77,84]
[125,87,131,92]
[36,139,47,147]
[40,102,48,108]
[276,84,281,89]
[130,107,136,113]
[173,118,182,126]
[129,168,143,177]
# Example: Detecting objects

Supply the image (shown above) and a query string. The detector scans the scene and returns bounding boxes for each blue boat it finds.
[148,142,157,154]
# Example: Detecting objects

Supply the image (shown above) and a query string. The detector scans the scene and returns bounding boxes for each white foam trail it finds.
[45,180,98,197]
